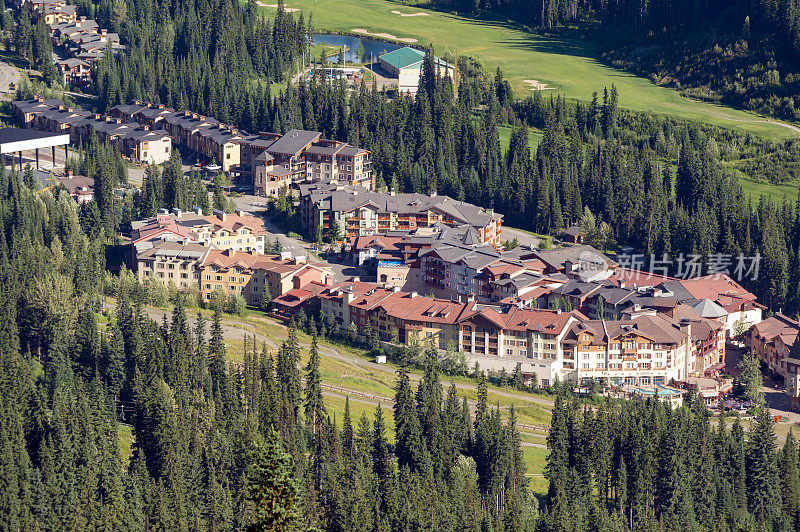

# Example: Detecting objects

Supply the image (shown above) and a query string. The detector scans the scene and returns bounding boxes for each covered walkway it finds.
[0,128,70,170]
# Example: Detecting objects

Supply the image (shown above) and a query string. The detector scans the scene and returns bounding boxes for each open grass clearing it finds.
[497,124,543,155]
[736,175,798,202]
[254,0,798,139]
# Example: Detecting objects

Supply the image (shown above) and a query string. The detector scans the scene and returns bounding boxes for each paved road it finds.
[0,61,20,93]
[502,226,541,249]
[230,194,307,255]
[726,343,800,424]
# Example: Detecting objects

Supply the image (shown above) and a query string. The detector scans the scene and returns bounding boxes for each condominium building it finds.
[299,182,503,245]
[135,241,209,288]
[315,280,728,387]
[12,98,172,165]
[131,208,268,257]
[198,249,333,305]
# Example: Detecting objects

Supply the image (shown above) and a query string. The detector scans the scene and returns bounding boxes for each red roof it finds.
[273,281,328,308]
[606,267,676,288]
[132,220,194,244]
[679,274,756,302]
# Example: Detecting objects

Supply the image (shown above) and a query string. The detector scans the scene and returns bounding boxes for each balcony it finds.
[425,268,446,279]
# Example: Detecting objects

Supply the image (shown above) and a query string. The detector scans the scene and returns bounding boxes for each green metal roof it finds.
[379,47,454,72]
[378,47,426,70]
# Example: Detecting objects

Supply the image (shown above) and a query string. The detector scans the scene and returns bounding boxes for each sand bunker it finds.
[391,10,429,16]
[352,28,418,43]
[524,79,555,91]
[257,2,300,12]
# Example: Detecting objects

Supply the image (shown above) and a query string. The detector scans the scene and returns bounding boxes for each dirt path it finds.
[719,117,800,134]
[129,305,552,433]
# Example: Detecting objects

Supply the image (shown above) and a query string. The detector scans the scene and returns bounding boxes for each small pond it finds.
[311,33,408,63]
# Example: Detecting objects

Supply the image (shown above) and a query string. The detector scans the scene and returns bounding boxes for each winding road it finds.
[0,61,20,93]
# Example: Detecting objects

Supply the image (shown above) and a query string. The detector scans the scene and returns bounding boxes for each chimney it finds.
[344,289,356,305]
[392,286,400,293]
[213,208,226,221]
[467,293,475,303]
[390,189,396,196]
[292,255,307,264]
[410,292,418,298]
[80,15,86,22]
[430,191,437,198]
[225,248,235,258]
[279,251,292,261]
[235,208,246,216]
[172,207,182,217]
[351,276,360,282]
[353,190,358,196]
[193,206,202,215]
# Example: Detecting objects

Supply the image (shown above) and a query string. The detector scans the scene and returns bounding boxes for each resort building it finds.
[378,47,455,95]
[299,182,503,246]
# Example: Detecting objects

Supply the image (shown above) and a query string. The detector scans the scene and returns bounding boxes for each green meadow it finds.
[256,0,799,139]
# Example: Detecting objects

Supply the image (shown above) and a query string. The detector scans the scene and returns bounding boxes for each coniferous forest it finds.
[3,168,800,530]
[0,169,533,528]
[3,166,800,530]
[6,0,800,529]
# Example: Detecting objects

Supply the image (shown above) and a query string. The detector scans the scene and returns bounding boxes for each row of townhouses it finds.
[51,17,123,72]
[108,103,373,189]
[271,278,730,390]
[19,0,124,87]
[11,97,172,164]
[20,0,76,24]
[299,181,504,246]
[11,97,373,184]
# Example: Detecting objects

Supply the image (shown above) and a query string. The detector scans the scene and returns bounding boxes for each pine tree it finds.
[746,409,780,527]
[304,334,325,435]
[780,428,800,526]
[246,428,302,531]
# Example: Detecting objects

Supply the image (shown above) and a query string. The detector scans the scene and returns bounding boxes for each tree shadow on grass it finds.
[382,0,599,59]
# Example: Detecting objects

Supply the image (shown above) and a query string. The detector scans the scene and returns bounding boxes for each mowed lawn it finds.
[256,0,799,139]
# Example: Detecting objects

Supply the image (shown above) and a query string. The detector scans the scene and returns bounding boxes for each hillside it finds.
[255,0,799,139]
[596,0,800,124]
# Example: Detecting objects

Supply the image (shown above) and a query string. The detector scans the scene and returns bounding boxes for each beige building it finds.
[135,241,209,288]
[253,151,293,197]
[199,249,333,305]
[191,209,268,254]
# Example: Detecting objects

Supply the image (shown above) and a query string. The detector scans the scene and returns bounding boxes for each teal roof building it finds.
[377,47,454,94]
